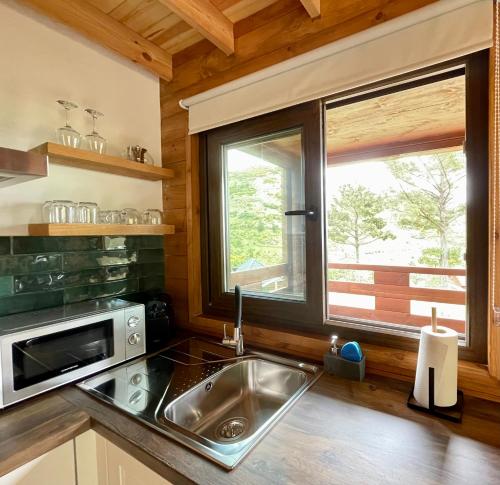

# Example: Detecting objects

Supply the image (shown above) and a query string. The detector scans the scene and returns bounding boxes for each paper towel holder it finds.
[407,367,464,423]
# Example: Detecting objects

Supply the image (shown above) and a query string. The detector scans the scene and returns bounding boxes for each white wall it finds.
[0,1,163,235]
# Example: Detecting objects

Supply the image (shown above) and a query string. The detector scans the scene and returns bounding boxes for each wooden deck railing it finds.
[229,263,289,290]
[328,262,466,332]
[228,261,466,332]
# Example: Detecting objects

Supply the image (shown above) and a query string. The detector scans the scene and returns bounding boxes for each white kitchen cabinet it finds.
[1,431,171,485]
[0,441,76,485]
[74,429,107,485]
[105,439,171,485]
[75,430,171,485]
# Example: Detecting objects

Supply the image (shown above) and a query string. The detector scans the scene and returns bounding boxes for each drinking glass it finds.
[56,100,81,148]
[121,208,140,225]
[51,200,77,223]
[42,201,53,223]
[98,210,110,224]
[84,108,106,154]
[109,210,122,224]
[98,210,122,224]
[142,209,163,225]
[77,202,99,224]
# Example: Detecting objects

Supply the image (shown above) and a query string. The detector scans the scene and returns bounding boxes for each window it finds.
[201,51,488,361]
[201,102,323,328]
[223,129,305,301]
[326,73,468,330]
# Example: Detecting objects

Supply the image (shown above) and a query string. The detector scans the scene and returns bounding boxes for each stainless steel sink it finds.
[78,337,321,469]
[162,358,307,443]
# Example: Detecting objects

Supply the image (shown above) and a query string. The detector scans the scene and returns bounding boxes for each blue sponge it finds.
[340,341,363,362]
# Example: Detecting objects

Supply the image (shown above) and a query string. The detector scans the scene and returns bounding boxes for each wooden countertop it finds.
[1,370,500,484]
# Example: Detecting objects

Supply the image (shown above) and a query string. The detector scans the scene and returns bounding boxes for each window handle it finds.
[284,208,317,220]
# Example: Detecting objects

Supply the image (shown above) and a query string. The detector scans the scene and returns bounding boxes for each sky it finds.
[326,154,467,267]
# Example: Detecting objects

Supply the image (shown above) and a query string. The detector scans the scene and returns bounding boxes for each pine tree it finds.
[328,184,394,263]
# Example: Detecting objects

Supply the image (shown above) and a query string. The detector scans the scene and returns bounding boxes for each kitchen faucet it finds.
[222,285,244,356]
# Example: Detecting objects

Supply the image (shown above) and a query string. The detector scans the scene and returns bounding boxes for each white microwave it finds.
[0,298,145,408]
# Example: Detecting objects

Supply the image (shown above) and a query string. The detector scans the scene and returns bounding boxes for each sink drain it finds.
[215,417,248,441]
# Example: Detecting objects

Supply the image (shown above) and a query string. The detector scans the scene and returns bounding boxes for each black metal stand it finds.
[407,367,464,423]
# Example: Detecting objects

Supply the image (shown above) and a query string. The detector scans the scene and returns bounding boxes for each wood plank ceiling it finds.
[19,0,320,81]
[326,75,466,164]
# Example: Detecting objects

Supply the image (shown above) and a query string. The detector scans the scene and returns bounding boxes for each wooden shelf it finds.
[30,143,174,181]
[28,224,175,236]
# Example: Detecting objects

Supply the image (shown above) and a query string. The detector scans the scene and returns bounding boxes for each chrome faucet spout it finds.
[235,333,244,356]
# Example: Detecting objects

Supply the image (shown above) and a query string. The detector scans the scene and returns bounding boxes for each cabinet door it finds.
[75,430,108,485]
[76,430,171,485]
[0,441,75,485]
[105,440,171,485]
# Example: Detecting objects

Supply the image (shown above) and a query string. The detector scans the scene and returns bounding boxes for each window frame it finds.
[199,50,489,362]
[200,101,325,328]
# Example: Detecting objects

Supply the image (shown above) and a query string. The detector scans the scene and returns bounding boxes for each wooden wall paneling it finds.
[163,161,186,186]
[162,109,189,326]
[161,111,189,141]
[164,237,189,326]
[164,208,187,232]
[489,1,500,379]
[164,276,188,303]
[163,184,187,209]
[162,138,187,164]
[20,0,173,81]
[186,134,203,318]
[164,232,188,255]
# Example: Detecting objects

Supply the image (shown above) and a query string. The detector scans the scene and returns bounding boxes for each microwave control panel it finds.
[124,305,146,360]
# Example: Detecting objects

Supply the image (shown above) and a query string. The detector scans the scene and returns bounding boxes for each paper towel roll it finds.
[414,325,458,408]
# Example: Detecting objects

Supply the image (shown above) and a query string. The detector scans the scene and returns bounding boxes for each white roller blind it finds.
[182,0,492,134]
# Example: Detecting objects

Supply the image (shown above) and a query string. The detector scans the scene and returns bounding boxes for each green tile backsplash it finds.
[12,236,103,254]
[63,279,140,304]
[0,276,13,297]
[63,250,138,272]
[0,254,62,276]
[0,236,165,317]
[0,237,10,255]
[0,291,64,316]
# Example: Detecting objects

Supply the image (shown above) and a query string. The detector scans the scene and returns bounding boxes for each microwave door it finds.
[12,318,115,391]
[14,337,79,382]
[65,337,111,370]
[12,340,54,378]
[17,336,105,376]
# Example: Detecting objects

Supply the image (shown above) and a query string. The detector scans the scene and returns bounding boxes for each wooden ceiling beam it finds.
[158,0,234,55]
[20,0,173,81]
[299,0,321,18]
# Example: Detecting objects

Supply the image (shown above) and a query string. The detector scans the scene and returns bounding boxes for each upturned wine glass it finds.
[84,108,106,154]
[56,100,81,148]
